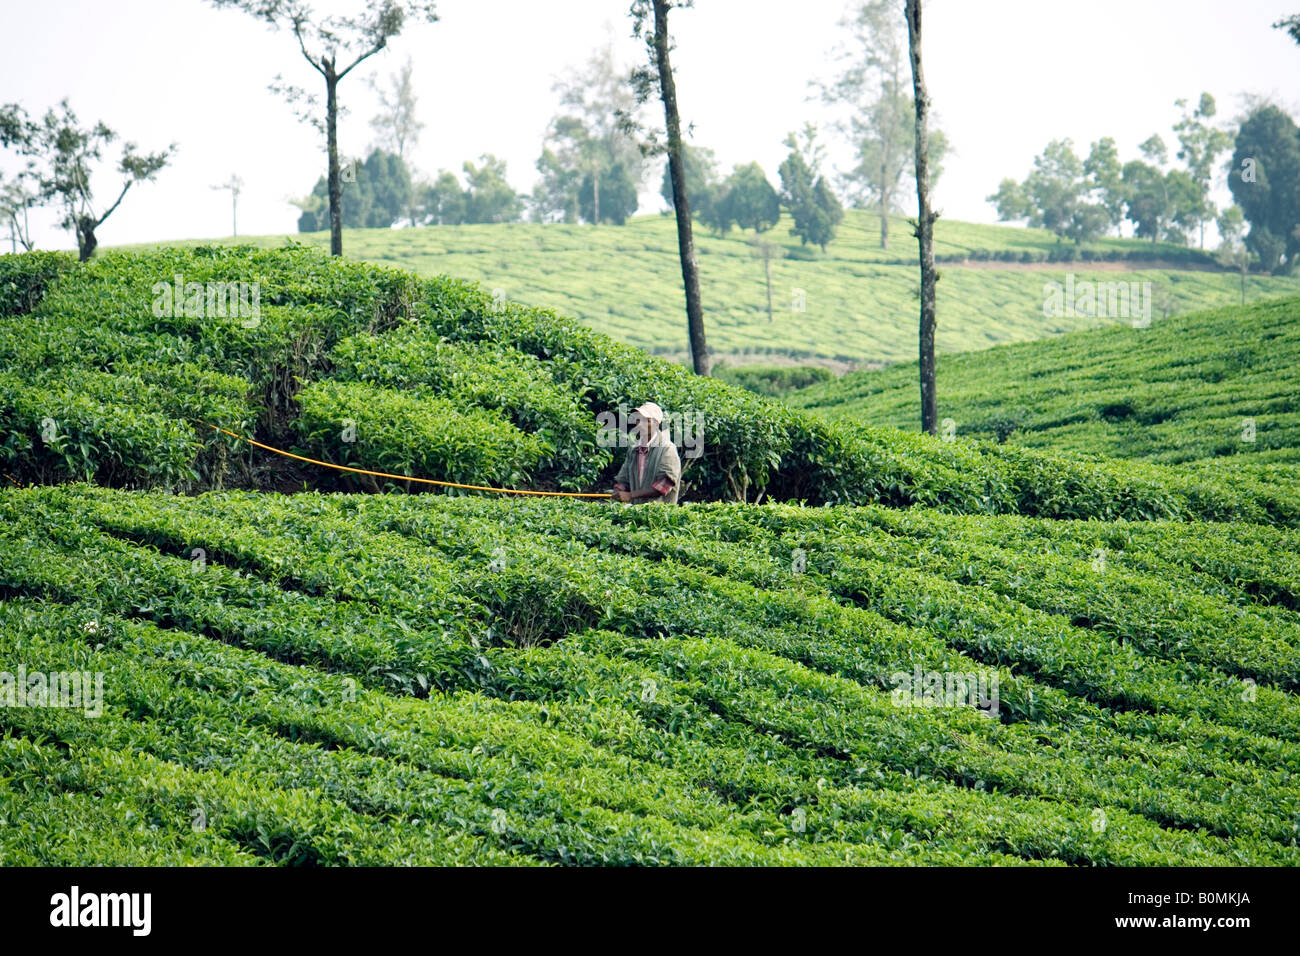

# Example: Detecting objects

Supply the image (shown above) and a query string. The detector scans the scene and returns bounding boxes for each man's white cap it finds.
[633,401,664,423]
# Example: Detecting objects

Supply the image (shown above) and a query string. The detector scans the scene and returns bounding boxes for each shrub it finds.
[329,326,607,488]
[715,364,834,397]
[294,379,550,491]
[0,369,198,487]
[0,251,76,317]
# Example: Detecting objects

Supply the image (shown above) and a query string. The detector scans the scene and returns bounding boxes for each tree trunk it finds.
[907,0,938,436]
[592,167,601,225]
[326,67,343,256]
[76,216,97,262]
[652,0,710,376]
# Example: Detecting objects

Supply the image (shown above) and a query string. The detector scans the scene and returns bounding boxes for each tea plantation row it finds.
[1,485,1297,865]
[1,247,1297,527]
[790,294,1300,468]
[127,211,1300,363]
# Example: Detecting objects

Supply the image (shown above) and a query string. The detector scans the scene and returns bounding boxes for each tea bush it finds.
[2,484,1297,865]
[294,380,551,492]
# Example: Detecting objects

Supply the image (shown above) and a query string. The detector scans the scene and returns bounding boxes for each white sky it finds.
[1,0,1296,250]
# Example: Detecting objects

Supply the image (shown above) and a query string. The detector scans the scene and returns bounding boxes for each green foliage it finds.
[461,154,524,224]
[989,139,1111,244]
[660,144,718,219]
[0,250,75,316]
[1122,159,1202,245]
[579,161,638,225]
[716,364,834,396]
[327,325,609,486]
[2,245,1295,525]
[791,295,1300,473]
[0,99,172,260]
[993,97,1235,250]
[201,210,1300,364]
[718,162,780,235]
[2,485,1298,866]
[779,146,843,250]
[1229,104,1300,273]
[294,379,550,490]
[0,369,198,487]
[296,148,414,231]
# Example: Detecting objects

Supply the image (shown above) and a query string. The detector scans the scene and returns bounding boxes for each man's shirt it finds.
[613,428,681,504]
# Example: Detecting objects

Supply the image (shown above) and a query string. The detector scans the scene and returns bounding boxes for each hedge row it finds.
[294,379,550,492]
[0,250,76,316]
[328,325,608,487]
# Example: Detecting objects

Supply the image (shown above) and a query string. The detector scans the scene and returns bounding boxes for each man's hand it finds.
[612,490,633,503]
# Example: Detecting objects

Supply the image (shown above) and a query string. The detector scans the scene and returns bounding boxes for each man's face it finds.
[629,413,654,443]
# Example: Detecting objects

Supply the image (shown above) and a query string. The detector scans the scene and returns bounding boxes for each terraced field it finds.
[2,486,1298,865]
[125,212,1300,364]
[789,295,1300,466]
[2,245,1297,867]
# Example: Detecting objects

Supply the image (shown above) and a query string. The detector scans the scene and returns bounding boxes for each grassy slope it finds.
[133,211,1300,364]
[789,295,1300,466]
[3,247,1300,866]
[2,486,1298,866]
[6,246,1299,526]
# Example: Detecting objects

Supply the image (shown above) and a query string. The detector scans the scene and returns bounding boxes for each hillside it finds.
[788,295,1300,467]
[125,211,1300,366]
[4,487,1299,865]
[2,247,1298,524]
[3,247,1300,867]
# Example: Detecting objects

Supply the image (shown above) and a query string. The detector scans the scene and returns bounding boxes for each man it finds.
[611,401,681,505]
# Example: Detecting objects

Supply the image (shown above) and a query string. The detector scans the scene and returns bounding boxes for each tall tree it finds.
[0,168,39,252]
[209,0,437,256]
[1215,205,1252,304]
[726,162,780,235]
[0,100,173,261]
[779,124,844,251]
[293,147,412,229]
[538,41,647,226]
[368,57,424,223]
[988,139,1107,244]
[1228,103,1300,274]
[461,154,522,223]
[1173,93,1231,248]
[660,143,718,220]
[820,0,947,250]
[362,147,412,225]
[579,161,638,224]
[747,236,784,323]
[631,0,710,376]
[529,145,581,223]
[368,57,424,161]
[1083,137,1125,237]
[906,0,939,437]
[419,168,468,225]
[1121,135,1203,246]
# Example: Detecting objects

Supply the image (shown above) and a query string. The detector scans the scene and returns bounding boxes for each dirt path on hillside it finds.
[947,257,1222,272]
[653,352,875,374]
